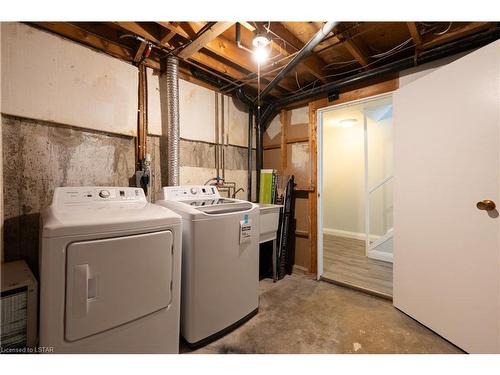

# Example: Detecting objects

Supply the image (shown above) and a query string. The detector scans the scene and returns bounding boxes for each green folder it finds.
[259,169,275,204]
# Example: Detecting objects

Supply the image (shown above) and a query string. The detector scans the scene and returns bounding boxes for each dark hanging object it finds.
[277,175,296,279]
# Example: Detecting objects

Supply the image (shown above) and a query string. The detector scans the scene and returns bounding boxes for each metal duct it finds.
[259,21,339,99]
[166,56,180,186]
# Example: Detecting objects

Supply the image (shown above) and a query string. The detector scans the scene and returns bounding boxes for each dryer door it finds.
[65,230,173,342]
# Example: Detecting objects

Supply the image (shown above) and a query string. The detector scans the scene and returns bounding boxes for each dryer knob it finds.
[99,189,111,198]
[190,187,198,195]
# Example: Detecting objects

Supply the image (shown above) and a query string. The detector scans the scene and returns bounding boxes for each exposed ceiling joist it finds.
[422,22,491,49]
[341,38,370,66]
[160,29,176,46]
[259,22,328,82]
[114,21,275,92]
[133,40,148,62]
[30,22,161,70]
[407,22,422,47]
[178,22,235,58]
[115,22,161,44]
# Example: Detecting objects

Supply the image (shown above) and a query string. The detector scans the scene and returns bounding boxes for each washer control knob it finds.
[190,187,198,195]
[99,189,110,199]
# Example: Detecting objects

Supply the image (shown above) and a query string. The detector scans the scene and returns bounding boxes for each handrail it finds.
[368,175,393,194]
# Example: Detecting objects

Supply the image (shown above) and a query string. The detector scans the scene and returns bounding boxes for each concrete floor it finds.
[187,274,463,354]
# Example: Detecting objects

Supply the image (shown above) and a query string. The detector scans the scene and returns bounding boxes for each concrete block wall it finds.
[1,22,255,273]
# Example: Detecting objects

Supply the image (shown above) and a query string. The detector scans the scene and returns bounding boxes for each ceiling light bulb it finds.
[253,46,269,64]
[252,34,270,48]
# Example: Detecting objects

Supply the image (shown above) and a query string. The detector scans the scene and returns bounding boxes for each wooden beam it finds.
[422,22,490,49]
[160,29,176,46]
[115,21,274,93]
[133,40,148,63]
[30,22,161,71]
[178,22,235,59]
[168,22,293,93]
[115,22,161,43]
[202,34,296,91]
[342,38,370,66]
[280,110,291,174]
[259,22,328,82]
[406,22,422,47]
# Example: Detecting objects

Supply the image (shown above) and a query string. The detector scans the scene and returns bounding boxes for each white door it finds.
[393,40,500,353]
[65,230,174,342]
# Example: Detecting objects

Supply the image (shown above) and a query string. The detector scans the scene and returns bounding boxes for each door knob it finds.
[476,200,496,211]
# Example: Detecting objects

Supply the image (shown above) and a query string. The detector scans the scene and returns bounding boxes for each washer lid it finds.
[42,187,181,238]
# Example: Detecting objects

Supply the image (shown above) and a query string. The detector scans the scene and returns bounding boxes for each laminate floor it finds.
[323,234,393,298]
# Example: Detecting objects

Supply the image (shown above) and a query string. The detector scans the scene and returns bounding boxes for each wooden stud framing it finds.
[306,78,398,276]
[279,109,290,174]
[178,22,235,59]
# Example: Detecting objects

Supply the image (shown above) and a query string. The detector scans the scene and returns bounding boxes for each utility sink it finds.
[257,203,283,244]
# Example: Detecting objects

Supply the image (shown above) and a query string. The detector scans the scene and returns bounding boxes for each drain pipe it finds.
[234,88,256,202]
[247,107,254,201]
[255,111,263,202]
[166,56,180,186]
[259,21,338,99]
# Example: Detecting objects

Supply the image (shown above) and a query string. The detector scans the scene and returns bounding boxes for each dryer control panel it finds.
[54,187,146,205]
[162,185,220,201]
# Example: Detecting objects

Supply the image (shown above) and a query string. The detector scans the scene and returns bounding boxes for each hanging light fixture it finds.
[252,32,270,64]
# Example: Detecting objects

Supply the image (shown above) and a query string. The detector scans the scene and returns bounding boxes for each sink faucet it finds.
[232,187,245,198]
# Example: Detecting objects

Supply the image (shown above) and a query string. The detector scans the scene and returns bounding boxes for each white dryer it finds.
[157,185,259,347]
[40,187,182,353]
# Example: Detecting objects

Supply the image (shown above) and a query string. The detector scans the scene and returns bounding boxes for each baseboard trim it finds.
[323,228,382,241]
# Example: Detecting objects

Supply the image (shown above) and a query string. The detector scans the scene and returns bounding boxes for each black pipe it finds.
[255,108,262,202]
[259,21,338,99]
[262,26,500,127]
[233,87,257,202]
[247,107,253,201]
[236,22,241,46]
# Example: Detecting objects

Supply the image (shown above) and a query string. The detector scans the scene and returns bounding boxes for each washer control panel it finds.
[162,185,220,201]
[55,187,146,205]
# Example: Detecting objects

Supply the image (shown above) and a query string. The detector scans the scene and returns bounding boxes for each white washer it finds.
[157,185,259,347]
[39,187,182,353]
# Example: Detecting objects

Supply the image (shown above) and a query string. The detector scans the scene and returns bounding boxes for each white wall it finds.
[399,52,469,88]
[1,22,138,136]
[1,23,253,147]
[322,99,393,238]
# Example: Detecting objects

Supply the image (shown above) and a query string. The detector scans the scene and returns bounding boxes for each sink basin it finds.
[258,203,283,243]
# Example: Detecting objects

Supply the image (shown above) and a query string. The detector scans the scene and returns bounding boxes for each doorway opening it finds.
[317,94,394,298]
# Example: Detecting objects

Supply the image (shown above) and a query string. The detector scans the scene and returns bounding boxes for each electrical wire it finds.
[322,59,358,69]
[434,22,453,36]
[295,71,301,90]
[369,38,413,58]
[321,41,417,80]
